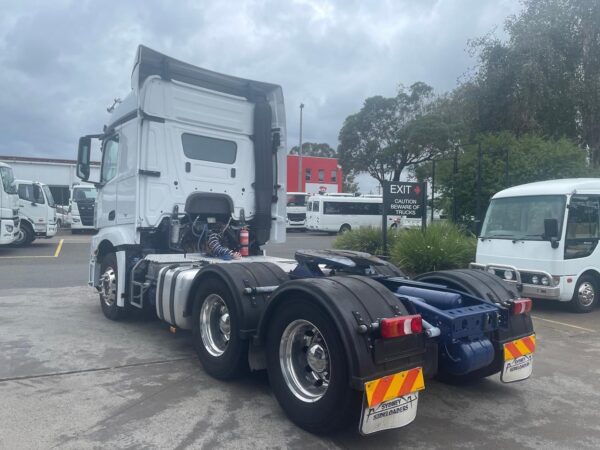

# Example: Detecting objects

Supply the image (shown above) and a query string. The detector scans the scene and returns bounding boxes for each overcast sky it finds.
[0,0,521,173]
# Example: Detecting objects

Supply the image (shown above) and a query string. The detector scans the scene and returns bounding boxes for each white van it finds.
[306,195,399,233]
[0,162,20,245]
[472,178,600,312]
[14,180,58,246]
[69,184,97,233]
[286,192,309,230]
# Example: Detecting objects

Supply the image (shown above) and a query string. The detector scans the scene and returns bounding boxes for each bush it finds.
[390,222,476,274]
[332,226,391,256]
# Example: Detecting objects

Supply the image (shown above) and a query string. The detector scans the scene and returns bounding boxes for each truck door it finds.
[96,134,119,229]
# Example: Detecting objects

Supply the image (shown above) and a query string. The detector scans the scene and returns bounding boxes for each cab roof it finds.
[493,178,600,199]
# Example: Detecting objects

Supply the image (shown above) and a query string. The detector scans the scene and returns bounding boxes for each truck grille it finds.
[288,213,306,222]
[77,201,95,226]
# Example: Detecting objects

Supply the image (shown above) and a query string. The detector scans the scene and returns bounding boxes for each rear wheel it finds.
[570,275,597,313]
[13,223,34,247]
[266,299,360,434]
[339,224,351,234]
[99,253,129,320]
[192,277,248,380]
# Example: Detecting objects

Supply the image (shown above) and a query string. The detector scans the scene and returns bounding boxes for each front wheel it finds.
[266,299,360,434]
[13,223,34,247]
[99,253,129,320]
[570,275,597,313]
[192,277,248,380]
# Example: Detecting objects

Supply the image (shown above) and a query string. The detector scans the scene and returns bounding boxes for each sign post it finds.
[382,181,428,254]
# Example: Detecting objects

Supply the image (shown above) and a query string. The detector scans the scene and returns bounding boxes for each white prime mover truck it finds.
[13,179,58,246]
[76,46,535,435]
[472,178,600,313]
[0,162,20,246]
[69,183,97,233]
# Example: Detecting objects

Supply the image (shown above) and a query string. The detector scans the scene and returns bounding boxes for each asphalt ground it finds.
[1,231,599,449]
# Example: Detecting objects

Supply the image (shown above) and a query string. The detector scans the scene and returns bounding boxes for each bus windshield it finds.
[0,166,17,194]
[287,194,307,207]
[481,195,566,240]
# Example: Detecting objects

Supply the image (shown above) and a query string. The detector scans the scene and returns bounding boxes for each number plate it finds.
[360,367,424,435]
[501,334,536,383]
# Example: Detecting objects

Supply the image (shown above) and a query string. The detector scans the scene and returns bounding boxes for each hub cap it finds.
[280,319,330,403]
[578,282,595,307]
[100,267,117,307]
[200,294,230,357]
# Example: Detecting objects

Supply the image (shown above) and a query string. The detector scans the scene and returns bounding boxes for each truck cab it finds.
[286,192,308,230]
[69,183,97,233]
[472,178,600,312]
[14,180,58,246]
[0,162,20,245]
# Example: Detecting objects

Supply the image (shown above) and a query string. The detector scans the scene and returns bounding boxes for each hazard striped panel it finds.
[503,334,536,361]
[364,367,425,408]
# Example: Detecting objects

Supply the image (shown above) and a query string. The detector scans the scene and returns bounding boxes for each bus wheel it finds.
[192,277,248,380]
[570,275,597,313]
[339,224,351,234]
[266,299,360,434]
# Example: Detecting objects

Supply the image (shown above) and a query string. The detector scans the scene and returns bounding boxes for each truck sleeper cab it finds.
[13,179,57,247]
[0,162,20,246]
[473,179,600,313]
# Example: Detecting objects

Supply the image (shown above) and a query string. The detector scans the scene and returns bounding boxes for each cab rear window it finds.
[182,133,237,164]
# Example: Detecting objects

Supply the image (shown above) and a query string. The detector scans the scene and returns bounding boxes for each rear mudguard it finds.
[184,262,289,337]
[257,275,428,390]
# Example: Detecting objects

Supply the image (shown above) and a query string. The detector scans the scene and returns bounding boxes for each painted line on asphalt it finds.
[53,239,64,257]
[531,315,596,333]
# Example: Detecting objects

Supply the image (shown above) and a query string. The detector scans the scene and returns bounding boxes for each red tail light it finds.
[380,315,423,339]
[512,298,532,315]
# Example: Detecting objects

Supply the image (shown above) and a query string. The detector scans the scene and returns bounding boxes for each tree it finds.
[431,132,591,222]
[464,0,600,165]
[289,142,336,158]
[337,83,454,184]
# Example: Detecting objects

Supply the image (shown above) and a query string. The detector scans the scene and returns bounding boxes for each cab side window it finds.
[101,135,119,183]
[18,184,45,204]
[565,196,600,259]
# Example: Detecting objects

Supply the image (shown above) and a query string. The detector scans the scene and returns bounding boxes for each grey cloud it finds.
[0,0,520,160]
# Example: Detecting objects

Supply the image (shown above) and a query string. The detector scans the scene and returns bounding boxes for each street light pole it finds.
[297,103,304,192]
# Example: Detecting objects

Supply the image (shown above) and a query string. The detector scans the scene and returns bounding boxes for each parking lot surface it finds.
[1,231,599,449]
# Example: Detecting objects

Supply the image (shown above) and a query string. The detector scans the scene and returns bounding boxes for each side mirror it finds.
[544,218,560,249]
[77,136,91,181]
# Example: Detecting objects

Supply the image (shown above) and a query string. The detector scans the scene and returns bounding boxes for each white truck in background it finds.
[0,162,20,246]
[69,183,97,233]
[472,178,600,313]
[286,191,308,230]
[13,180,58,247]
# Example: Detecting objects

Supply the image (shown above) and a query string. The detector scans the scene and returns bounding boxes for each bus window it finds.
[565,196,600,259]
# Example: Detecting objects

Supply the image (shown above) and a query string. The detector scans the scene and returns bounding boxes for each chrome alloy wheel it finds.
[578,281,595,307]
[200,294,231,357]
[279,319,331,403]
[100,267,117,307]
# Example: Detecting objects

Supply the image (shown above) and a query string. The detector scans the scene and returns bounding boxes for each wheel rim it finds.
[100,267,117,307]
[578,281,595,307]
[279,319,330,403]
[200,294,231,357]
[14,228,25,245]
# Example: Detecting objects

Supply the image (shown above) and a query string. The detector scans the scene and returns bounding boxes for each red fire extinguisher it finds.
[239,227,249,257]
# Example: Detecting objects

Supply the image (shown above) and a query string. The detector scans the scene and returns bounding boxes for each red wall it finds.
[287,155,343,193]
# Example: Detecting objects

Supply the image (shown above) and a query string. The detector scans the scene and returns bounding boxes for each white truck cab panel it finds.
[0,162,20,245]
[15,180,57,241]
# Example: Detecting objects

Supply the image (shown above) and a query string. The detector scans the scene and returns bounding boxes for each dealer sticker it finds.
[359,392,419,435]
[501,354,533,383]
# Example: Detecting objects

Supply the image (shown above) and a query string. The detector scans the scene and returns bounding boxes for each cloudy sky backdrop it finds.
[0,0,521,179]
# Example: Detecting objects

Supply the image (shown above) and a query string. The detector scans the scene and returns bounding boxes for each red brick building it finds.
[287,155,343,194]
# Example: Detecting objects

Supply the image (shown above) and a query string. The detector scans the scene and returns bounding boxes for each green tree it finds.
[289,142,337,158]
[432,132,590,222]
[464,0,600,165]
[337,83,454,184]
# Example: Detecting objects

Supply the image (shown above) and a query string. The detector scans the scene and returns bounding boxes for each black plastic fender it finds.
[257,275,426,390]
[185,262,288,338]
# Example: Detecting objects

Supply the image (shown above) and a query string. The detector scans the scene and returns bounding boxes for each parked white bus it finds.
[472,178,600,313]
[286,192,309,230]
[306,195,400,233]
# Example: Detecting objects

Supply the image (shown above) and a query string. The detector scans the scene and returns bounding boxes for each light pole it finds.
[297,103,304,192]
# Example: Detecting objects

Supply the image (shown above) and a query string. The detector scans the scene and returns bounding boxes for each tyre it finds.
[99,253,129,320]
[339,224,351,234]
[570,275,597,313]
[13,223,34,247]
[266,299,360,434]
[192,277,248,380]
